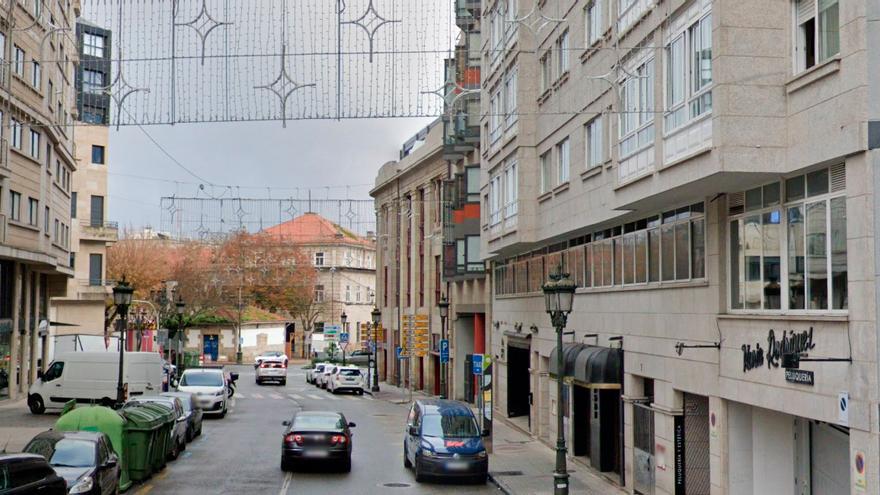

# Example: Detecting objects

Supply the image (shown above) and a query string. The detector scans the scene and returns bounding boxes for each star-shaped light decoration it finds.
[254,44,316,128]
[341,0,401,63]
[175,0,233,65]
[506,2,566,38]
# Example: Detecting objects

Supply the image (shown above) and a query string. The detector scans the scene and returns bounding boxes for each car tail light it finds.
[281,361,288,368]
[330,435,347,445]
[285,433,304,445]
[260,362,268,368]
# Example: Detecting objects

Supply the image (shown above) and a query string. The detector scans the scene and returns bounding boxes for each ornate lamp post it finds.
[175,297,186,372]
[438,297,449,399]
[370,307,381,392]
[543,269,577,495]
[340,311,348,365]
[113,278,134,406]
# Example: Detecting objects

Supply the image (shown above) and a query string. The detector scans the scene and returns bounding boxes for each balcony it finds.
[79,220,119,242]
[456,0,480,28]
[75,278,110,301]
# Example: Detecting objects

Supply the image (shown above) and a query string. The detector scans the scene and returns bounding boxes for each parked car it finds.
[255,351,288,368]
[306,363,332,385]
[403,399,488,484]
[256,358,287,386]
[0,453,67,494]
[317,365,338,390]
[161,391,203,441]
[280,411,356,473]
[28,352,163,414]
[23,430,119,495]
[176,368,229,417]
[124,396,188,459]
[343,351,371,366]
[327,366,364,395]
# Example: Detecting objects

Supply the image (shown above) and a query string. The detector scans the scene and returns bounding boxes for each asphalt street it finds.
[132,365,502,495]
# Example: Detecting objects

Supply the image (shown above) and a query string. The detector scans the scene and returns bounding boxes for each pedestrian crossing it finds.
[235,390,372,402]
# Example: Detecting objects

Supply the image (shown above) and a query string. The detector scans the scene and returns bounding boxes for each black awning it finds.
[550,344,622,389]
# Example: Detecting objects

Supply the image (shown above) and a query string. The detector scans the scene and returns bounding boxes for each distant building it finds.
[263,212,376,358]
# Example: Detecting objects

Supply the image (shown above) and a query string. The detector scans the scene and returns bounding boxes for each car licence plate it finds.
[447,461,469,470]
[304,450,329,458]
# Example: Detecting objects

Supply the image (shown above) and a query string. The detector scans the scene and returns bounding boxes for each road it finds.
[134,365,501,495]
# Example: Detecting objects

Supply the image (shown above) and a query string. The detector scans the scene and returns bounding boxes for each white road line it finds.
[306,394,324,400]
[236,393,246,399]
[270,394,283,400]
[289,394,303,400]
[279,472,293,495]
[252,393,264,399]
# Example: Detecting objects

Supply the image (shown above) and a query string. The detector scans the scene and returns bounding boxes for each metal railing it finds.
[80,220,119,229]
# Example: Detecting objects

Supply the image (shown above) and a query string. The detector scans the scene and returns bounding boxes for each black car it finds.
[23,431,120,495]
[281,411,356,473]
[0,453,67,494]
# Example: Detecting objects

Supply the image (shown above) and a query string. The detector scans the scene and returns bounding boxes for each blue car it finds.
[403,399,488,484]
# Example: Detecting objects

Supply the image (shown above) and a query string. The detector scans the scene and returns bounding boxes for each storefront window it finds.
[729,164,846,313]
[0,319,10,399]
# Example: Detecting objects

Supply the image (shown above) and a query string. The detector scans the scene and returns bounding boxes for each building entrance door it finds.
[506,345,530,419]
[203,335,219,362]
[633,401,655,495]
[572,384,591,457]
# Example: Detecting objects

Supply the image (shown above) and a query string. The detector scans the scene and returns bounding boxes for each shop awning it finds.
[549,343,622,389]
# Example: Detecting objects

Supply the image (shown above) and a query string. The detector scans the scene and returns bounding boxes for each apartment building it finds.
[484,0,876,493]
[263,212,376,358]
[52,19,116,340]
[0,0,81,402]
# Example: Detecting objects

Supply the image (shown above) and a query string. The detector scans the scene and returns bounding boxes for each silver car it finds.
[124,396,189,460]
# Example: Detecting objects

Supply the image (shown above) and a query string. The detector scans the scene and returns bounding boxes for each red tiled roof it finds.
[263,212,373,247]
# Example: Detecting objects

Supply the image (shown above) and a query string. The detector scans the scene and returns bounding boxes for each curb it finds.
[488,472,514,495]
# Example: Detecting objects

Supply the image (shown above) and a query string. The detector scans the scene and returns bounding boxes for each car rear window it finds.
[293,415,345,430]
[340,369,360,376]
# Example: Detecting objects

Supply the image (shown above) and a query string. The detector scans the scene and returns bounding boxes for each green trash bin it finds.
[131,402,176,470]
[120,405,165,481]
[55,405,132,493]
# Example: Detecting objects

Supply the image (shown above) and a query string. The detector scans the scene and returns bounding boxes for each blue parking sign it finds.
[440,339,449,364]
[396,346,403,359]
[472,354,483,375]
[339,332,349,343]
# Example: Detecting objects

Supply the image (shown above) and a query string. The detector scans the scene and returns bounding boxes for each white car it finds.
[318,365,338,389]
[307,363,332,385]
[256,358,287,385]
[255,351,288,368]
[327,366,365,395]
[176,368,229,417]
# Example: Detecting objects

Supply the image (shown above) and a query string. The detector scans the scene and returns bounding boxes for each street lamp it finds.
[340,311,348,365]
[113,278,134,406]
[438,297,449,399]
[175,297,186,372]
[543,268,577,495]
[370,307,381,392]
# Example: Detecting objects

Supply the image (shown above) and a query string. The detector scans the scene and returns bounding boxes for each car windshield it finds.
[421,414,480,438]
[340,369,360,376]
[45,439,96,468]
[180,372,224,387]
[293,415,345,430]
[315,365,325,372]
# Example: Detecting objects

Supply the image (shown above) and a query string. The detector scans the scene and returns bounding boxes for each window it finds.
[33,0,41,19]
[345,285,351,302]
[794,0,839,73]
[585,0,603,46]
[29,130,40,159]
[13,46,23,76]
[503,68,518,128]
[10,119,21,149]
[54,218,59,241]
[89,254,103,286]
[466,236,482,271]
[47,80,52,107]
[489,89,502,143]
[314,252,324,266]
[27,198,37,226]
[489,174,502,225]
[83,69,104,94]
[556,31,570,77]
[83,33,105,57]
[44,206,49,233]
[82,105,105,124]
[586,116,604,168]
[729,165,846,311]
[540,152,553,193]
[666,13,713,132]
[31,61,40,89]
[556,137,570,184]
[91,145,105,164]
[540,52,552,92]
[504,162,518,219]
[9,191,20,221]
[619,58,655,158]
[314,285,325,303]
[466,166,480,202]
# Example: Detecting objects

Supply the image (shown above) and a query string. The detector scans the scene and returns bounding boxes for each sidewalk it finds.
[369,382,626,495]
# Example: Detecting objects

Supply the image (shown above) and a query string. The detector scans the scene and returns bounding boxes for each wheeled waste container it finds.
[55,405,132,492]
[120,405,166,481]
[129,402,176,469]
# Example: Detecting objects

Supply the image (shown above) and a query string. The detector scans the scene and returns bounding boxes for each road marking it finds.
[136,484,153,495]
[270,393,284,400]
[306,394,324,400]
[236,393,246,399]
[252,393,264,399]
[289,394,303,400]
[279,472,293,495]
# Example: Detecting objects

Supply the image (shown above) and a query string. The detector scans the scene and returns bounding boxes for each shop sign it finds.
[784,369,814,385]
[742,327,816,372]
[674,415,685,495]
[854,450,866,491]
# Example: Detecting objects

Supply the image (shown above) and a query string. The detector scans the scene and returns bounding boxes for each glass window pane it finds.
[762,210,782,309]
[745,187,762,211]
[623,235,635,284]
[691,220,705,279]
[807,169,829,197]
[818,0,839,62]
[788,206,806,309]
[744,215,762,309]
[763,182,780,206]
[806,201,828,309]
[786,176,806,202]
[457,239,466,267]
[602,240,612,287]
[635,231,648,283]
[613,238,622,285]
[584,245,592,288]
[730,220,743,309]
[675,222,690,280]
[830,197,847,309]
[648,229,660,282]
[661,224,675,281]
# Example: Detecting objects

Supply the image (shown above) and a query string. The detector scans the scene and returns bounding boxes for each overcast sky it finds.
[107,117,434,230]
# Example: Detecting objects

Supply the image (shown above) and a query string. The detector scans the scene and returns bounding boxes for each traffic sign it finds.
[339,332,349,343]
[440,339,449,364]
[472,354,483,375]
[396,346,407,360]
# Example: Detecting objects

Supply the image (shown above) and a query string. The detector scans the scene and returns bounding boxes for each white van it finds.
[27,352,164,414]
